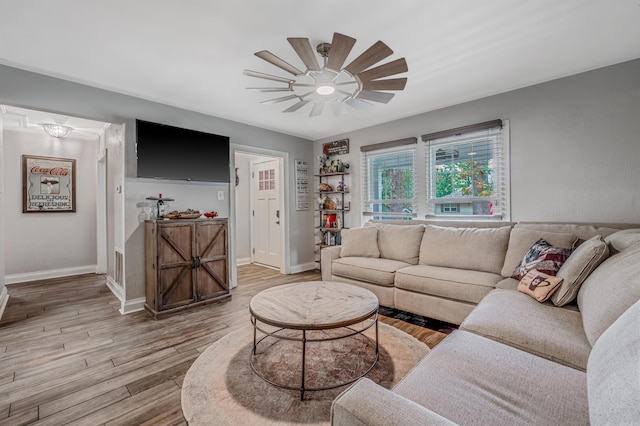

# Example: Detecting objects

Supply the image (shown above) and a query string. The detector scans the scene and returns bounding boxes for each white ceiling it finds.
[1,0,639,141]
[1,105,110,139]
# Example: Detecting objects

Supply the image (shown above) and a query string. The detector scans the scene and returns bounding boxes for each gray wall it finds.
[315,59,640,226]
[0,64,315,305]
[3,129,98,279]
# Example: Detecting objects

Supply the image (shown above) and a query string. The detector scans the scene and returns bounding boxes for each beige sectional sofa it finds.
[323,220,640,425]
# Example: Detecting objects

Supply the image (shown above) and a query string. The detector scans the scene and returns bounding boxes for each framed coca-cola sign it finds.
[22,155,76,213]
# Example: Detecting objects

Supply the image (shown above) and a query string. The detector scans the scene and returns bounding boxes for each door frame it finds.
[229,144,290,287]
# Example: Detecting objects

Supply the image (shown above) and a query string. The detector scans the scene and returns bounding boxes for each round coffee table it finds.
[249,281,379,400]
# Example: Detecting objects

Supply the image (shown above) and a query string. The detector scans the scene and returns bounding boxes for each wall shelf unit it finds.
[314,171,349,265]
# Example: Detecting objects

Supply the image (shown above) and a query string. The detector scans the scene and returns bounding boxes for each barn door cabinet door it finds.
[195,220,229,301]
[145,218,231,319]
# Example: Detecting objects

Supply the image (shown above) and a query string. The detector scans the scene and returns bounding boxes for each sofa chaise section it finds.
[332,298,640,425]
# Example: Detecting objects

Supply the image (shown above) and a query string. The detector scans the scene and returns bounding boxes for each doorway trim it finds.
[230,143,290,287]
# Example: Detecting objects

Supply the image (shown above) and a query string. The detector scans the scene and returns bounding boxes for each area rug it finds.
[182,322,429,425]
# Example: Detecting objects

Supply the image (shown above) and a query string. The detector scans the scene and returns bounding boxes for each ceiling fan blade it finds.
[243,69,294,84]
[247,87,293,92]
[255,50,304,76]
[287,38,321,72]
[309,102,325,117]
[283,100,311,113]
[344,41,393,75]
[361,77,407,91]
[357,58,408,82]
[261,94,299,105]
[345,98,373,112]
[356,90,395,103]
[326,33,357,72]
[331,102,349,117]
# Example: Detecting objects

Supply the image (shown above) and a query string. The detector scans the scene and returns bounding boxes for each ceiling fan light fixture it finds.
[244,32,408,117]
[316,84,335,95]
[42,123,73,138]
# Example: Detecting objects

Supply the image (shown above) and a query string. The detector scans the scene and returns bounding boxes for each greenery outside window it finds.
[362,145,416,220]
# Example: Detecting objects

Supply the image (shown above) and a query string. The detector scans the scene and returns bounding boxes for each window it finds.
[361,140,417,220]
[440,203,459,213]
[424,121,509,219]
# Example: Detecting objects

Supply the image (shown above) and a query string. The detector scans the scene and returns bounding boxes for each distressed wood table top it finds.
[249,281,379,330]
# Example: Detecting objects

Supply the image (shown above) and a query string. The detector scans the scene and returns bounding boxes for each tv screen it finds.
[136,119,230,182]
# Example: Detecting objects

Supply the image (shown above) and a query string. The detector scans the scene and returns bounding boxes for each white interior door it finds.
[251,158,282,269]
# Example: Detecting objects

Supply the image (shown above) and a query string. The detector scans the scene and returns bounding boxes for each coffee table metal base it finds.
[250,313,379,400]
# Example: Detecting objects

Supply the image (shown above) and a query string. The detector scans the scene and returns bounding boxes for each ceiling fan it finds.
[243,32,408,117]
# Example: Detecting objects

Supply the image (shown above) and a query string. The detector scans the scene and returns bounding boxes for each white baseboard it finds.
[289,262,318,274]
[0,286,9,320]
[236,257,251,266]
[120,297,145,315]
[5,265,98,285]
[106,276,145,315]
[106,276,125,301]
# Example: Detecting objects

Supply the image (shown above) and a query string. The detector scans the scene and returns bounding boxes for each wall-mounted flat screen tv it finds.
[136,119,230,182]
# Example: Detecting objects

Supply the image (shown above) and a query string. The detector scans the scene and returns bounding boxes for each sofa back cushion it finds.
[377,224,425,265]
[577,245,640,346]
[587,299,640,424]
[419,225,512,274]
[340,227,380,258]
[501,228,577,277]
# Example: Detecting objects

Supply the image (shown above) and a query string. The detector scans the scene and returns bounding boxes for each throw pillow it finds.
[512,239,572,280]
[501,228,577,277]
[518,270,564,302]
[604,229,640,254]
[339,227,380,258]
[552,235,610,306]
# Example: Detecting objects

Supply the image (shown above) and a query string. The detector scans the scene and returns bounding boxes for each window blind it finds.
[362,145,417,218]
[424,123,508,219]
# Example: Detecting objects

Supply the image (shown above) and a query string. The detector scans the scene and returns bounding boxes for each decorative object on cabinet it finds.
[146,194,175,219]
[144,218,231,319]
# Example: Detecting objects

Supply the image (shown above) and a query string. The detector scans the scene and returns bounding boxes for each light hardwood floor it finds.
[0,265,447,425]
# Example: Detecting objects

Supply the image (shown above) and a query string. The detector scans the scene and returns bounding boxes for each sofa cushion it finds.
[552,235,610,306]
[604,228,640,254]
[517,270,564,302]
[460,289,591,370]
[332,257,410,287]
[393,330,589,425]
[502,228,576,277]
[495,277,519,290]
[511,239,572,280]
[377,224,424,265]
[340,227,380,258]
[395,265,501,304]
[587,299,640,425]
[419,225,512,274]
[577,245,640,346]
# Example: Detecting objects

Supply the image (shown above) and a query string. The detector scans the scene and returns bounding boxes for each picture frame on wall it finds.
[22,155,76,213]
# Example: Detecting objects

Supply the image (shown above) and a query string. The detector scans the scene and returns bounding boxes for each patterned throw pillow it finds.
[512,239,572,280]
[518,270,564,302]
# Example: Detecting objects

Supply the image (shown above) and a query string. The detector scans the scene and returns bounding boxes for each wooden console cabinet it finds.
[144,218,231,319]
